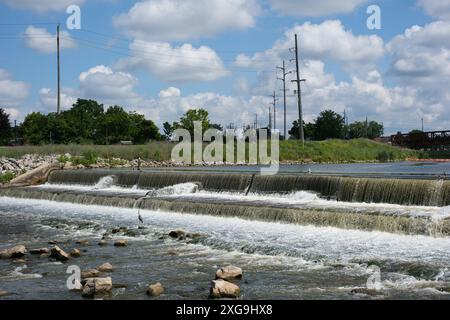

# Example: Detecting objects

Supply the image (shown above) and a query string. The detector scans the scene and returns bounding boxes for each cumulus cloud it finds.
[24,26,76,54]
[0,69,29,107]
[38,88,77,112]
[387,21,450,82]
[115,41,229,82]
[418,0,450,20]
[269,0,367,17]
[78,65,141,104]
[235,20,384,70]
[159,87,181,98]
[113,0,260,41]
[0,0,84,12]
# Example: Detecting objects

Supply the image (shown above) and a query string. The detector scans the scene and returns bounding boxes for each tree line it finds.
[1,103,389,146]
[0,99,161,145]
[289,110,384,140]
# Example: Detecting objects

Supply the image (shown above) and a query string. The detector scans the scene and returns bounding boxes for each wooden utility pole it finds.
[291,34,306,144]
[271,91,279,131]
[57,24,61,114]
[277,60,290,140]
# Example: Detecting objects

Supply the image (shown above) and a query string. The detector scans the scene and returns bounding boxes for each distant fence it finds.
[391,130,450,151]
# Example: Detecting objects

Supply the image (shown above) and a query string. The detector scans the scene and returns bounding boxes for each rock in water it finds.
[97,263,113,272]
[0,290,11,297]
[81,277,113,298]
[30,248,50,255]
[146,283,164,297]
[98,240,108,246]
[215,266,243,280]
[0,245,27,259]
[75,239,89,246]
[210,280,240,299]
[169,230,186,240]
[70,248,81,258]
[114,240,128,247]
[81,269,101,279]
[49,246,70,262]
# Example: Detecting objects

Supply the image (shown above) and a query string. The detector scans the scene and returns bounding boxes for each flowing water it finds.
[1,170,450,300]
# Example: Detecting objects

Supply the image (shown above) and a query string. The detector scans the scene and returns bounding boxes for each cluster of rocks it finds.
[0,155,57,176]
[0,228,243,300]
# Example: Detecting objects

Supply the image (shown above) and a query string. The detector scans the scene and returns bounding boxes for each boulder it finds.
[30,248,50,255]
[97,263,113,273]
[49,246,70,262]
[215,266,243,280]
[70,248,81,258]
[146,282,164,297]
[0,290,11,297]
[98,240,108,246]
[0,245,27,259]
[81,269,101,279]
[114,240,128,247]
[75,239,89,246]
[81,277,113,298]
[209,280,240,299]
[169,230,186,240]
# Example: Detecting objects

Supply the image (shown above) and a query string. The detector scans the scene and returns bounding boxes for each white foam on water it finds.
[180,190,450,219]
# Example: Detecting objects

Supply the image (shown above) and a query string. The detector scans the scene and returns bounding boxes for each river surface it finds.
[1,178,450,300]
[144,161,450,179]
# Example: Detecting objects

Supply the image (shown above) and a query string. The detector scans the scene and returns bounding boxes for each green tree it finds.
[20,112,50,145]
[64,99,104,143]
[97,106,132,144]
[349,121,384,139]
[313,110,345,140]
[289,120,315,140]
[129,112,161,144]
[163,122,173,140]
[0,108,12,145]
[173,109,214,137]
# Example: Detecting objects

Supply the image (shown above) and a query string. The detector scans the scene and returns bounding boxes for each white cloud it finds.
[159,87,181,98]
[113,0,260,41]
[235,20,384,70]
[269,0,367,17]
[24,26,76,54]
[387,21,450,82]
[38,88,77,112]
[0,0,84,12]
[116,40,229,82]
[78,65,141,104]
[418,0,450,20]
[0,69,29,107]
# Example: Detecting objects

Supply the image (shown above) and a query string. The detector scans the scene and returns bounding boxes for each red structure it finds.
[391,130,450,151]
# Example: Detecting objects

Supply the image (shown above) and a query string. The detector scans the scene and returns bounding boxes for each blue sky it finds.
[0,0,449,135]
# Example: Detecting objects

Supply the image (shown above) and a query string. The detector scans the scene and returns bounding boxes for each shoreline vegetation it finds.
[0,139,424,184]
[0,139,423,163]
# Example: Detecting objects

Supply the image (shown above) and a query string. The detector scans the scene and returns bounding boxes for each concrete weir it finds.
[0,169,449,236]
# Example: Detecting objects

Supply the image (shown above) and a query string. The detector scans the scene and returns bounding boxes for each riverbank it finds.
[0,139,421,175]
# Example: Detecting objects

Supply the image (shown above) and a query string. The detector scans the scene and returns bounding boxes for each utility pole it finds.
[277,60,291,140]
[57,24,61,114]
[268,105,272,130]
[291,34,306,144]
[270,91,279,131]
[255,113,258,129]
[14,120,17,144]
[422,117,424,132]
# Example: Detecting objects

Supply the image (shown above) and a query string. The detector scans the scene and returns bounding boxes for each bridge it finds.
[391,130,450,155]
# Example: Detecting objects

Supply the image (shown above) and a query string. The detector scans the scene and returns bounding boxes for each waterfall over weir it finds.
[47,169,450,207]
[1,169,449,237]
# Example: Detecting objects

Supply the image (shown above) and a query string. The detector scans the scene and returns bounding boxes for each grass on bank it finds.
[0,139,424,163]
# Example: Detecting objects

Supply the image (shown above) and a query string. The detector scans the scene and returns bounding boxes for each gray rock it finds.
[0,245,27,259]
[50,246,70,262]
